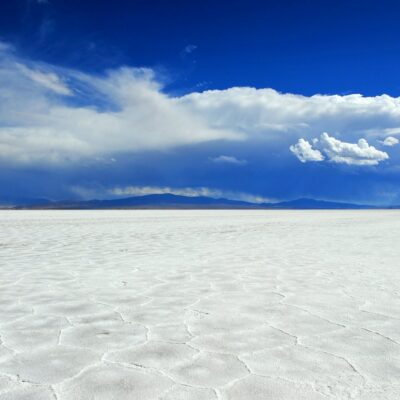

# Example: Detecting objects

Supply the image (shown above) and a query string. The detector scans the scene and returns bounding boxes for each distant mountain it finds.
[15,194,260,209]
[267,198,373,209]
[10,193,391,210]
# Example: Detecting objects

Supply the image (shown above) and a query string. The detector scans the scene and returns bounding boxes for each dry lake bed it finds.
[0,210,400,399]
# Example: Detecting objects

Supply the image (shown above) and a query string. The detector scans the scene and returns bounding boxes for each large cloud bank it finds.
[1,42,399,167]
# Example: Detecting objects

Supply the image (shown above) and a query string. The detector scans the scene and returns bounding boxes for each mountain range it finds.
[3,193,395,210]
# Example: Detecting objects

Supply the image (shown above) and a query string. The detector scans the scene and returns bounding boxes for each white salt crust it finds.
[0,210,400,399]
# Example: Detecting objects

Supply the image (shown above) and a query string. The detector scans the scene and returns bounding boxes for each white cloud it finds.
[0,46,240,165]
[380,128,400,136]
[319,132,389,165]
[183,44,197,54]
[17,64,72,95]
[178,88,400,140]
[211,155,247,165]
[291,133,389,166]
[381,136,399,146]
[109,186,272,203]
[290,139,324,163]
[1,41,400,167]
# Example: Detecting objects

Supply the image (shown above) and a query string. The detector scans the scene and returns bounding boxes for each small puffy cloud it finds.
[109,186,272,203]
[290,139,324,163]
[381,136,399,146]
[211,155,247,165]
[291,133,389,166]
[319,132,389,166]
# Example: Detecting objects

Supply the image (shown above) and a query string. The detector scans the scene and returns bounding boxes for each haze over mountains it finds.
[3,193,393,210]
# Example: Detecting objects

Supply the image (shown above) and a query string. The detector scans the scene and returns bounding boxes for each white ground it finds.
[0,210,400,399]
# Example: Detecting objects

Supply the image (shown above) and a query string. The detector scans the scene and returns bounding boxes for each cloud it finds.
[381,136,399,146]
[291,133,389,166]
[319,133,389,166]
[0,44,240,165]
[1,41,400,168]
[17,64,72,95]
[179,88,400,141]
[210,155,247,165]
[182,44,197,54]
[109,186,272,203]
[290,139,324,163]
[0,42,13,52]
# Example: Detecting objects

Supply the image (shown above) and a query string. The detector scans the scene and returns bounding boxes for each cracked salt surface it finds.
[0,210,400,399]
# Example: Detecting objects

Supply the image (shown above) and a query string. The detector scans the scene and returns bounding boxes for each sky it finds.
[1,0,400,205]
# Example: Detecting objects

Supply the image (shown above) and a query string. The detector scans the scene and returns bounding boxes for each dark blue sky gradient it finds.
[2,0,400,96]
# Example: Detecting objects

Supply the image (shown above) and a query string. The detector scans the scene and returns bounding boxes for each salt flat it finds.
[0,210,400,399]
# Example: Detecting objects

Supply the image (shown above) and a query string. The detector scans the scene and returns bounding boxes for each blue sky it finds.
[1,0,400,205]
